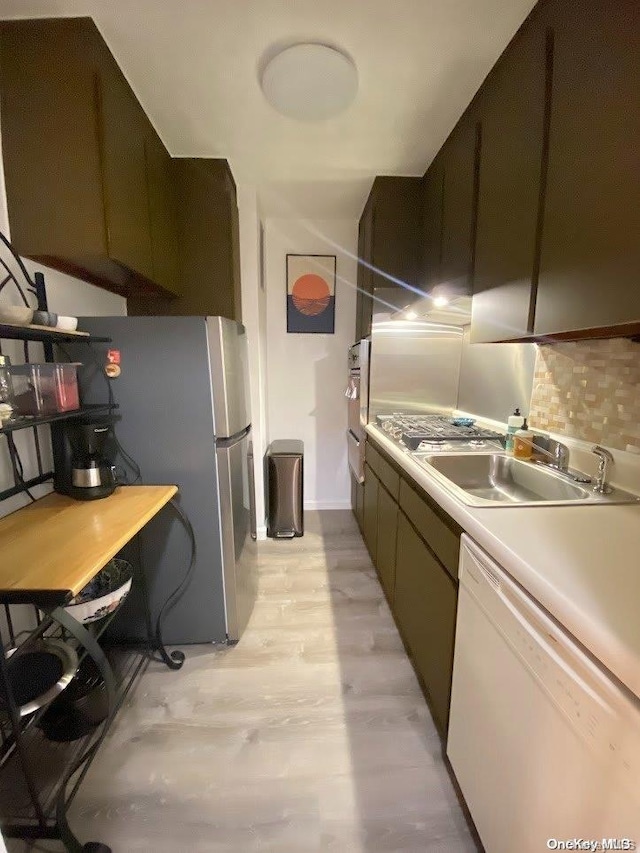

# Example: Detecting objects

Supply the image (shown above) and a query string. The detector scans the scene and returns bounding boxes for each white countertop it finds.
[367,424,640,702]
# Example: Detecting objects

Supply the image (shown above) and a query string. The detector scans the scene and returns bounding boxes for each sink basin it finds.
[413,453,640,507]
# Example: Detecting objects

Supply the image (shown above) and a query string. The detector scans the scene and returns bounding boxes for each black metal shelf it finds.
[0,324,111,344]
[0,403,118,436]
[0,647,147,831]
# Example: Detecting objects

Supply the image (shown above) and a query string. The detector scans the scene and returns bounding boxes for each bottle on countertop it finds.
[513,418,534,460]
[505,407,525,455]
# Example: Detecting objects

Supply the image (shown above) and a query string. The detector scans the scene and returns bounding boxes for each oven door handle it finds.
[344,376,359,400]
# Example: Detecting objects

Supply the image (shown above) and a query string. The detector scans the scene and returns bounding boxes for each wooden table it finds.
[0,485,178,606]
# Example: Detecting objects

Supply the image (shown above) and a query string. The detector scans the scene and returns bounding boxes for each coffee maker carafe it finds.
[65,419,116,501]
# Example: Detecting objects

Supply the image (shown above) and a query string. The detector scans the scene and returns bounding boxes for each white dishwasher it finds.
[448,535,640,853]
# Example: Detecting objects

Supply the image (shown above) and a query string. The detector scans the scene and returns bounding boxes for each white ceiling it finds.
[0,0,536,217]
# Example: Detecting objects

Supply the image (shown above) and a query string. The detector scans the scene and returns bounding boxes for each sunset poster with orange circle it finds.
[286,254,336,334]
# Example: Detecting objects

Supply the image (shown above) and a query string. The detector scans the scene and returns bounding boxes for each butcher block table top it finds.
[0,485,178,607]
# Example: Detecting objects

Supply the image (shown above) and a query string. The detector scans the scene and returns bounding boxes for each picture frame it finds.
[286,254,336,334]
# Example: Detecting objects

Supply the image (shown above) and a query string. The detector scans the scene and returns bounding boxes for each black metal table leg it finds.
[135,527,185,671]
[49,608,118,853]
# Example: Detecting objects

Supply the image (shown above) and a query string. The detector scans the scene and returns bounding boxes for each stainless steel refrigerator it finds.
[68,316,257,645]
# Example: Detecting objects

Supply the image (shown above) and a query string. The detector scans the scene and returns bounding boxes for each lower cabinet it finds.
[360,437,461,739]
[394,511,458,737]
[363,463,379,563]
[350,471,364,532]
[376,484,398,605]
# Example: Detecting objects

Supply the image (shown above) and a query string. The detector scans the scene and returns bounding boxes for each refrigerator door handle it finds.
[215,428,257,641]
[216,424,252,448]
[248,440,257,541]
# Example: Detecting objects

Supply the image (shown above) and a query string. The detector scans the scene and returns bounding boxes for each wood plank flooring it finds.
[8,510,477,853]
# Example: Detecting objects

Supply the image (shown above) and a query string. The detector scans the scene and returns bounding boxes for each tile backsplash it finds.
[529,338,640,453]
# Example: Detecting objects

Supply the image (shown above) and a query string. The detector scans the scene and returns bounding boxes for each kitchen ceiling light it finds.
[433,295,450,308]
[261,44,358,121]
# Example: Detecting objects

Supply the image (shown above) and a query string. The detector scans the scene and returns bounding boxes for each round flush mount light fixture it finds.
[261,43,358,121]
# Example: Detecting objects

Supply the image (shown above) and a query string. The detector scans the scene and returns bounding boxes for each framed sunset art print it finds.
[286,254,336,334]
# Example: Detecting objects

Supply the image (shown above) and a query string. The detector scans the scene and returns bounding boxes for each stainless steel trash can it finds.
[267,440,303,538]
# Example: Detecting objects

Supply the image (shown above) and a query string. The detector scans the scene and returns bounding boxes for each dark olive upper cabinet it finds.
[128,158,241,319]
[394,512,457,737]
[439,114,482,295]
[355,209,374,340]
[363,463,379,564]
[0,17,177,297]
[171,159,241,320]
[144,130,180,296]
[470,17,549,343]
[533,0,640,337]
[95,60,153,282]
[355,177,422,340]
[422,157,444,291]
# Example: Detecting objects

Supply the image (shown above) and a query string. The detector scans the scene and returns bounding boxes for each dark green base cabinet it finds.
[363,462,379,565]
[361,437,462,740]
[394,512,457,736]
[350,471,364,533]
[376,485,398,606]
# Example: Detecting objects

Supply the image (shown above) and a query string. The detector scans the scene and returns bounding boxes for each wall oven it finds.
[346,339,370,483]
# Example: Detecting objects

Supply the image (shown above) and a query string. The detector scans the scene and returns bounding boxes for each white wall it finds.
[263,217,358,510]
[237,184,269,538]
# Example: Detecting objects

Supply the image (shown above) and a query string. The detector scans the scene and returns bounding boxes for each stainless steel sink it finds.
[413,453,640,506]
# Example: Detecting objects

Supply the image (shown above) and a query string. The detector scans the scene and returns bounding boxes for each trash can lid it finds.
[269,439,304,456]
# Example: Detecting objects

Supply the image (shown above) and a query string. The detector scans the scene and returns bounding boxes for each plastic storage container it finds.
[8,363,80,416]
[55,363,80,412]
[0,354,13,406]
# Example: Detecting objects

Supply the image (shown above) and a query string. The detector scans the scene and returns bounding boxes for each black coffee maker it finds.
[61,418,117,501]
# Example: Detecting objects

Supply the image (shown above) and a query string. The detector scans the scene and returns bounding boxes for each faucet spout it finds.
[592,445,614,494]
[531,436,570,472]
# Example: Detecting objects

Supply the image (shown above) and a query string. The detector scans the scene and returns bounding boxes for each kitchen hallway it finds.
[9,512,476,853]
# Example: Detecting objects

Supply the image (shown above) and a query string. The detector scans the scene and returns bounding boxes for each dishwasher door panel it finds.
[447,536,640,852]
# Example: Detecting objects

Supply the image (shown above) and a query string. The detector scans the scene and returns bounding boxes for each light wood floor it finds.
[9,511,477,853]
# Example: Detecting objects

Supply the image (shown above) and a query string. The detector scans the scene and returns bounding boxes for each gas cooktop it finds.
[375,413,505,453]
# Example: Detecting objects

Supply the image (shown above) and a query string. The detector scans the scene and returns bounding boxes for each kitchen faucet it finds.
[530,435,592,484]
[531,436,570,471]
[592,445,614,494]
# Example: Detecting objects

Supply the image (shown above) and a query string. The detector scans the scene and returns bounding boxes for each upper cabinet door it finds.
[534,0,640,336]
[0,19,107,261]
[439,114,482,295]
[422,157,444,291]
[359,200,374,338]
[471,19,550,343]
[145,131,180,295]
[95,62,153,281]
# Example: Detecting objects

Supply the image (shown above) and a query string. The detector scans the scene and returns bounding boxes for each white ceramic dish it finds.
[0,305,34,326]
[64,559,133,624]
[56,316,78,331]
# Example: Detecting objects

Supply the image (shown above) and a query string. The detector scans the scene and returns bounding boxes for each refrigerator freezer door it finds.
[216,427,257,641]
[207,317,250,438]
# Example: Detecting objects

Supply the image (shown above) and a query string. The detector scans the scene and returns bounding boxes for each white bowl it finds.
[64,559,133,624]
[56,316,78,331]
[0,305,34,326]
